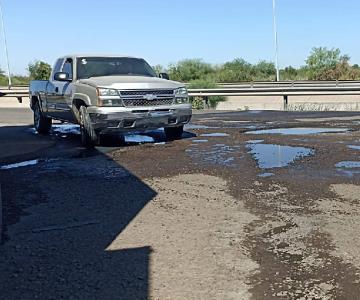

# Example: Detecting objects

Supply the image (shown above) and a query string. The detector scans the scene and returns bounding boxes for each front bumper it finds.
[87,104,192,133]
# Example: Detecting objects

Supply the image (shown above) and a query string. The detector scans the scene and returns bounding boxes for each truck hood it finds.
[78,76,184,90]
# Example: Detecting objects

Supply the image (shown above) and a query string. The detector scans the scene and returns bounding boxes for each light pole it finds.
[0,0,11,88]
[272,0,280,81]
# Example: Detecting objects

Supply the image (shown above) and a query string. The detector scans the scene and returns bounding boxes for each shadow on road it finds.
[0,124,171,299]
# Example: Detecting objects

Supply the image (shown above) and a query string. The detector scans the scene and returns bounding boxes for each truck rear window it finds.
[76,57,157,79]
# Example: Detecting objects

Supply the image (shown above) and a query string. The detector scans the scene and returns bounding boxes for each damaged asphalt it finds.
[1,108,360,299]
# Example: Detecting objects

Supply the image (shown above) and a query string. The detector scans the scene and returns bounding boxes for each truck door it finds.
[56,58,75,121]
[46,58,64,117]
[46,58,74,121]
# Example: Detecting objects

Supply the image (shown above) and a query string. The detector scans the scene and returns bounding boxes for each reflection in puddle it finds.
[186,144,240,166]
[347,145,360,150]
[200,133,229,137]
[1,159,39,170]
[335,161,360,168]
[246,127,349,135]
[247,144,314,169]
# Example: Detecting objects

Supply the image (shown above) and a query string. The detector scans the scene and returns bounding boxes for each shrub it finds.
[187,79,225,109]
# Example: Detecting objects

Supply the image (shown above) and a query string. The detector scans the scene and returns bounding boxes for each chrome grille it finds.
[120,90,174,96]
[119,89,175,107]
[122,98,174,107]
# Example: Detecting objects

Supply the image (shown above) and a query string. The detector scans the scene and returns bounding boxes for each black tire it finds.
[33,101,52,134]
[79,106,98,147]
[164,125,184,140]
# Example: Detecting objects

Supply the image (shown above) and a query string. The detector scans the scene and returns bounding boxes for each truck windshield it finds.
[76,57,157,79]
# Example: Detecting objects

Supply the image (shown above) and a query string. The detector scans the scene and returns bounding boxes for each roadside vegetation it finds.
[0,47,359,109]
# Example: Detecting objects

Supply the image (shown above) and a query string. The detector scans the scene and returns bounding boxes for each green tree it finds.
[253,60,276,80]
[305,47,350,80]
[27,60,52,80]
[168,59,214,82]
[216,58,254,82]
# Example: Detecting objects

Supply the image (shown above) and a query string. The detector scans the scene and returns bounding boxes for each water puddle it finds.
[246,140,264,144]
[335,161,360,168]
[184,124,215,130]
[258,172,274,178]
[1,159,39,170]
[186,144,240,166]
[336,161,360,177]
[200,133,229,137]
[124,134,154,144]
[347,145,360,150]
[247,143,314,169]
[52,124,80,135]
[246,127,349,135]
[192,139,209,143]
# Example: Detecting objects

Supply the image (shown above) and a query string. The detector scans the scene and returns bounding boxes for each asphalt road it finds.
[1,108,360,299]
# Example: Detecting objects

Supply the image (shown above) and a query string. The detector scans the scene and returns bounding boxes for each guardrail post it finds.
[283,95,288,110]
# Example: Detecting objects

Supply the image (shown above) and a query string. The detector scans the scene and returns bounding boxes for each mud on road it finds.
[1,110,360,299]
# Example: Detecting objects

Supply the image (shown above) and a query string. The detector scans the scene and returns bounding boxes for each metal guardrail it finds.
[186,81,360,110]
[2,81,360,108]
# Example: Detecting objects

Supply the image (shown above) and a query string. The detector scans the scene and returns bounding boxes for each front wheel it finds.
[164,125,184,140]
[79,106,98,147]
[33,101,52,134]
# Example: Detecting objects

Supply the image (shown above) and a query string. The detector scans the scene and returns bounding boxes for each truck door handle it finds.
[55,87,59,93]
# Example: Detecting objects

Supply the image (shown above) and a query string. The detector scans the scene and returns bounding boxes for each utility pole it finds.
[272,0,280,81]
[0,1,11,88]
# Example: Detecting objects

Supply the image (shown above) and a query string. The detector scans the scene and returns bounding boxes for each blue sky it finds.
[1,0,360,75]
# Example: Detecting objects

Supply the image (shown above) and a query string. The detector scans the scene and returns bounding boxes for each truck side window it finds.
[52,59,63,80]
[62,59,73,79]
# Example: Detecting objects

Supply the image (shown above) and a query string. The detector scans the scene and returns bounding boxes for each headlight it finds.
[175,87,188,96]
[97,88,119,97]
[174,87,189,104]
[97,88,123,106]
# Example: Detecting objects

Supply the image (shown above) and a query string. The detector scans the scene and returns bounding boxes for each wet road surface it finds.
[1,108,360,299]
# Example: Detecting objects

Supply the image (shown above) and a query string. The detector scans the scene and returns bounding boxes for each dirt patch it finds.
[107,174,259,299]
[315,184,360,271]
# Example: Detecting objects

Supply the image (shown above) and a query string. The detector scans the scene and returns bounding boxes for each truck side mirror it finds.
[159,73,169,80]
[54,72,71,82]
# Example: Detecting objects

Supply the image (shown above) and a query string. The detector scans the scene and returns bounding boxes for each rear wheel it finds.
[165,125,184,140]
[33,101,52,134]
[79,106,98,147]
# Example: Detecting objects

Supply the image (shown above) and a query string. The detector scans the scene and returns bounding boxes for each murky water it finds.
[247,143,314,169]
[246,127,349,135]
